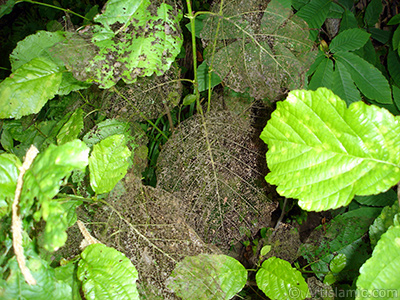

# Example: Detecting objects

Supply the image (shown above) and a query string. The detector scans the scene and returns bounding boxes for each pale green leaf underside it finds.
[78,244,139,300]
[356,225,400,300]
[260,88,400,211]
[168,254,247,300]
[256,257,310,300]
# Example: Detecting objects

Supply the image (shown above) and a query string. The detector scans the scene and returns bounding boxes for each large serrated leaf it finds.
[260,88,400,211]
[21,140,89,214]
[334,51,391,103]
[329,28,370,53]
[167,254,247,299]
[89,134,131,194]
[256,257,310,300]
[0,57,62,119]
[51,0,182,88]
[356,225,400,300]
[332,60,362,105]
[200,0,315,100]
[78,244,139,300]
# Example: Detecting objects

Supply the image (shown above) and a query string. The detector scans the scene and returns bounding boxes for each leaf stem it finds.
[16,0,90,21]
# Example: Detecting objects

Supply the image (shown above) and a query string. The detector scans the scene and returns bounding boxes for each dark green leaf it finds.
[0,57,63,119]
[330,29,370,53]
[54,262,82,300]
[357,225,400,299]
[78,244,139,300]
[388,50,400,88]
[335,51,391,103]
[388,14,400,25]
[354,189,397,207]
[167,254,247,299]
[256,257,310,299]
[300,207,381,280]
[339,10,358,32]
[332,60,361,105]
[393,26,400,52]
[365,0,383,27]
[369,203,400,247]
[197,61,222,92]
[185,14,208,38]
[260,88,400,211]
[353,39,377,66]
[1,128,14,152]
[89,134,131,194]
[296,0,332,39]
[0,0,17,18]
[369,28,391,44]
[182,94,197,106]
[393,85,400,111]
[308,57,333,90]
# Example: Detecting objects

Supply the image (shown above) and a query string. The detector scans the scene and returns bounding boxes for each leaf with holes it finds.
[260,88,400,211]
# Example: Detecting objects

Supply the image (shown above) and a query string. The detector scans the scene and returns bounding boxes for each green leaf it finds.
[308,57,333,90]
[300,207,381,280]
[388,50,400,88]
[256,257,310,300]
[0,57,63,119]
[89,134,131,194]
[1,128,14,152]
[40,201,69,252]
[330,253,346,273]
[296,0,332,39]
[364,0,383,27]
[260,88,400,211]
[0,153,20,200]
[329,29,370,53]
[54,262,82,300]
[10,31,66,71]
[334,51,391,104]
[0,0,17,18]
[78,244,139,300]
[57,109,84,145]
[393,26,400,52]
[197,61,222,92]
[83,119,131,148]
[339,10,358,32]
[21,140,89,214]
[182,94,197,106]
[369,27,391,44]
[167,254,247,299]
[332,60,361,105]
[369,203,400,248]
[185,14,208,38]
[394,85,400,112]
[356,225,400,300]
[260,245,272,257]
[388,14,400,25]
[354,189,397,207]
[0,255,73,299]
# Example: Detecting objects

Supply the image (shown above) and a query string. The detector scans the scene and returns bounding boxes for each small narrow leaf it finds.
[388,50,400,88]
[78,244,139,300]
[89,134,131,194]
[369,203,400,248]
[0,57,62,119]
[331,60,361,105]
[329,28,370,53]
[167,254,247,299]
[308,57,333,90]
[260,88,400,211]
[335,51,391,103]
[356,225,400,300]
[330,253,346,273]
[256,257,310,300]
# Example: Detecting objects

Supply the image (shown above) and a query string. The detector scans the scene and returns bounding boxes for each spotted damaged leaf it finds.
[51,0,183,88]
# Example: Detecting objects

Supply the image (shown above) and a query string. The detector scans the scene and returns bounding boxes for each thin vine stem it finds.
[16,0,90,21]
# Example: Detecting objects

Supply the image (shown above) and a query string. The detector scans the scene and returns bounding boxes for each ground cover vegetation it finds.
[0,0,400,299]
